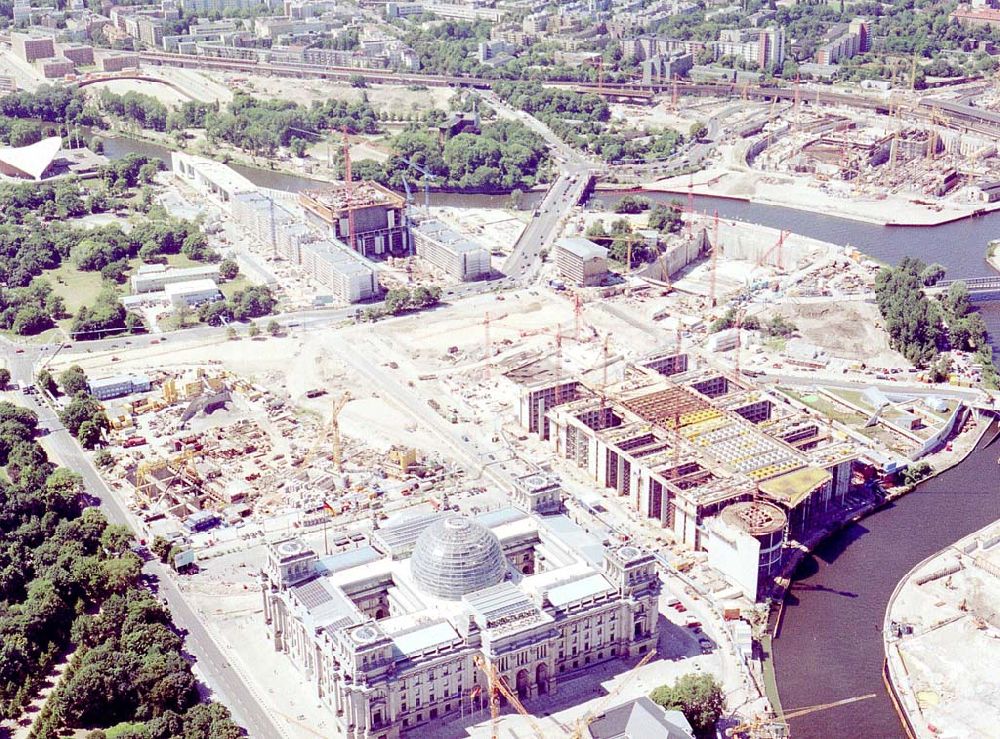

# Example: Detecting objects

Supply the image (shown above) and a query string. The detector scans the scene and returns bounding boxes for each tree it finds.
[267,320,280,336]
[0,368,10,390]
[59,365,89,396]
[37,369,58,396]
[13,304,53,335]
[689,121,708,141]
[94,449,115,468]
[289,137,307,158]
[247,322,261,338]
[218,259,239,281]
[920,262,946,286]
[225,326,237,340]
[77,419,103,449]
[384,288,412,315]
[151,536,173,563]
[60,393,108,437]
[649,673,724,737]
[614,195,651,214]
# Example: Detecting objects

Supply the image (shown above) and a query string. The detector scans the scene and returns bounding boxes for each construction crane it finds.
[296,391,352,471]
[398,155,440,209]
[570,650,656,739]
[726,693,877,738]
[330,391,351,473]
[734,307,745,376]
[756,230,789,271]
[710,210,720,307]
[472,654,546,739]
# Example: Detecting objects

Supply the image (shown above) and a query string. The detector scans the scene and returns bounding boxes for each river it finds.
[106,136,1000,735]
[772,424,1000,738]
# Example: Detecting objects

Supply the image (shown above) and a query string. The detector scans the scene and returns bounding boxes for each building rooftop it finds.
[758,466,832,508]
[557,237,608,260]
[587,696,694,739]
[300,181,405,212]
[414,219,487,255]
[164,278,220,296]
[0,136,61,181]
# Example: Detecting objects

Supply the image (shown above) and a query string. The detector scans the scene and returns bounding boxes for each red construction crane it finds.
[756,229,789,271]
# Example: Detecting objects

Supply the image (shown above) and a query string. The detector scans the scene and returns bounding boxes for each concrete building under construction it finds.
[298,182,410,260]
[261,509,660,738]
[510,351,857,594]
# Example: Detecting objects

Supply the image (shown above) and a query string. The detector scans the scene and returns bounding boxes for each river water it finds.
[107,136,1000,736]
[773,425,1000,738]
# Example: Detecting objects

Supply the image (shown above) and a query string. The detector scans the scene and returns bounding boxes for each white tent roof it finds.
[0,136,62,180]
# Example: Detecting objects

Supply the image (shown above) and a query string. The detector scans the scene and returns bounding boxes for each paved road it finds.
[483,92,595,282]
[2,340,286,739]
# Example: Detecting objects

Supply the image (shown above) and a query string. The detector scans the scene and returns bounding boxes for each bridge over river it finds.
[930,275,1000,303]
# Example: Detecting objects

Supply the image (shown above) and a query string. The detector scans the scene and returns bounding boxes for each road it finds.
[1,339,286,739]
[483,91,595,282]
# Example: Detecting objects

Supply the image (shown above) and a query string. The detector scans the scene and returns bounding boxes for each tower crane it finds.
[398,155,440,209]
[472,654,546,739]
[756,230,789,271]
[295,391,352,471]
[570,650,656,739]
[726,693,877,738]
[330,390,351,473]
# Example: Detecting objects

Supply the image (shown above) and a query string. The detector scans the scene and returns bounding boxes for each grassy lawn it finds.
[42,262,106,316]
[219,275,249,299]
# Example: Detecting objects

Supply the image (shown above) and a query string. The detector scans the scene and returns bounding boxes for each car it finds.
[14,348,24,354]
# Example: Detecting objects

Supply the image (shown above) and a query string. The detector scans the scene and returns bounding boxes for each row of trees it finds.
[492,81,684,163]
[0,400,241,738]
[197,284,277,326]
[362,284,442,321]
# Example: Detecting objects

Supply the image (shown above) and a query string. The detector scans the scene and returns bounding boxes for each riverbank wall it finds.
[883,504,1000,739]
[643,169,1000,228]
[763,416,995,730]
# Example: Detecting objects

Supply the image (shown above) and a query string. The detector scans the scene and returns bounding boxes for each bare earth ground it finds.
[228,75,454,113]
[83,78,195,107]
[768,300,906,366]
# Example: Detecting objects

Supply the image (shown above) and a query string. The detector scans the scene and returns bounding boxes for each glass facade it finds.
[410,515,508,600]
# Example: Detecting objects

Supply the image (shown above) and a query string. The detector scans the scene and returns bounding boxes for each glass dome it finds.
[410,515,508,600]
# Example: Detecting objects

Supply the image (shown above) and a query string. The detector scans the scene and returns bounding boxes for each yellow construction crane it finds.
[570,649,655,739]
[472,654,546,739]
[726,692,877,738]
[330,390,350,472]
[295,391,352,471]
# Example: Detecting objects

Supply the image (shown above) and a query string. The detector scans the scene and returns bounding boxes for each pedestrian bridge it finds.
[929,276,1000,303]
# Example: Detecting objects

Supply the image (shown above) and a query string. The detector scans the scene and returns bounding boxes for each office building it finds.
[261,509,660,738]
[298,183,410,259]
[555,237,608,287]
[411,220,491,281]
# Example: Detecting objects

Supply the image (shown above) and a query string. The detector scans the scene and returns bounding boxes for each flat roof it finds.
[758,466,832,508]
[164,278,220,295]
[391,620,459,657]
[546,572,615,607]
[414,219,488,255]
[175,152,255,193]
[301,240,376,277]
[557,237,608,260]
